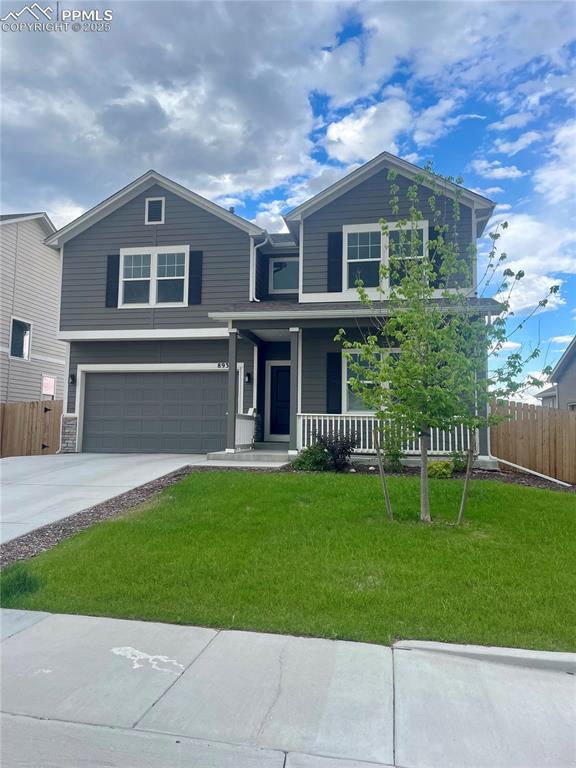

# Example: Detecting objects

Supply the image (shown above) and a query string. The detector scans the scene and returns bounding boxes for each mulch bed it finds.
[1,462,572,570]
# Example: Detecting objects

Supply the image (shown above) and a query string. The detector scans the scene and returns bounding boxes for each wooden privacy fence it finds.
[490,401,576,484]
[0,400,63,458]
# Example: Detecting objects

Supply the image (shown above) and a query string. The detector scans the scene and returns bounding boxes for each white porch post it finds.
[289,327,300,453]
[226,329,238,451]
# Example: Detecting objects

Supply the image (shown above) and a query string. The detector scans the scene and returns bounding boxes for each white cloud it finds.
[485,212,575,314]
[494,203,512,212]
[253,200,289,233]
[472,186,504,197]
[488,112,534,132]
[325,98,411,163]
[412,97,485,147]
[533,120,576,204]
[472,159,527,179]
[45,200,86,229]
[550,335,574,345]
[492,131,542,156]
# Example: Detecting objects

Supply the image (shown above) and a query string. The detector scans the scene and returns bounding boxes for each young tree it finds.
[338,166,557,524]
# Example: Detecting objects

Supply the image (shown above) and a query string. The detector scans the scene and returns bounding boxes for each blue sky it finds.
[1,1,574,392]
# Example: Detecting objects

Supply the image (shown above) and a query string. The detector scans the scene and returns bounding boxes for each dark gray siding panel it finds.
[301,327,370,413]
[67,338,255,414]
[302,169,473,293]
[83,371,227,453]
[61,184,251,330]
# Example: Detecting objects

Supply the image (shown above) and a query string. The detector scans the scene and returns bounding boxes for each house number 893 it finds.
[217,362,229,369]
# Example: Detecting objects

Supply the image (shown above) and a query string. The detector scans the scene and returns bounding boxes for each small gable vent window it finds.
[145,197,165,225]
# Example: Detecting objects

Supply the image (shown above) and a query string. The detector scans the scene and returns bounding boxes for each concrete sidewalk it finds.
[1,609,574,768]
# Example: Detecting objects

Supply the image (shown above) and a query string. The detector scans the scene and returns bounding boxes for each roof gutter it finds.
[250,233,270,302]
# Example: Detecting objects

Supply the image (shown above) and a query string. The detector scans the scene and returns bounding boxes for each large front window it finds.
[343,352,380,413]
[343,222,428,292]
[342,350,397,413]
[119,246,189,307]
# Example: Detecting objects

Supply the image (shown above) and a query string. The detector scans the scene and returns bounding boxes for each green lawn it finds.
[2,472,575,651]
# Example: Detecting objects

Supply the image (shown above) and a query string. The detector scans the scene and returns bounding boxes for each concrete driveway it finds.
[0,453,198,544]
[1,610,574,767]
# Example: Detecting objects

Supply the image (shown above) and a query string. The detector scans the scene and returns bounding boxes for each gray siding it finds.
[0,218,66,402]
[301,327,370,413]
[67,338,255,414]
[302,168,473,293]
[557,354,576,410]
[60,184,251,331]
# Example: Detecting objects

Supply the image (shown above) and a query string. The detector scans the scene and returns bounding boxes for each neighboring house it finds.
[46,152,499,458]
[536,337,576,411]
[0,213,66,403]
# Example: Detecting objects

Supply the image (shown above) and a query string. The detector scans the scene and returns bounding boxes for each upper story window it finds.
[145,197,165,225]
[343,222,428,292]
[119,246,189,308]
[10,318,31,360]
[269,257,299,294]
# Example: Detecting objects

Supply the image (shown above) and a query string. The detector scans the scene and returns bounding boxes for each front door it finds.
[269,365,290,439]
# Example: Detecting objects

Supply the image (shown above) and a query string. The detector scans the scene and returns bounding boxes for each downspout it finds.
[250,233,270,302]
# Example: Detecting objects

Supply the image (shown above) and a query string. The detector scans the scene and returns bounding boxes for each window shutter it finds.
[326,352,342,413]
[327,232,343,292]
[188,250,203,305]
[105,254,120,308]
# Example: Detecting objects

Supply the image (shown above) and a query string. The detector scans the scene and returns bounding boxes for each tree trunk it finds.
[457,429,476,525]
[420,428,431,523]
[373,426,394,521]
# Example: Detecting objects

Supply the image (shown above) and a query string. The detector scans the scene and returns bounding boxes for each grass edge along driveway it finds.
[2,472,574,652]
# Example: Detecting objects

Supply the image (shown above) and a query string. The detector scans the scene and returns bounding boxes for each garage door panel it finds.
[82,371,228,454]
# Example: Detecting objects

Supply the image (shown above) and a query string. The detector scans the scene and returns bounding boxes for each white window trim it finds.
[70,362,245,450]
[145,196,165,225]
[9,316,32,362]
[341,349,398,415]
[567,402,576,411]
[342,221,429,298]
[269,256,299,295]
[118,245,189,309]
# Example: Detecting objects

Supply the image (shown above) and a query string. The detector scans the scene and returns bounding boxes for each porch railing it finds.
[297,414,471,455]
[235,413,256,448]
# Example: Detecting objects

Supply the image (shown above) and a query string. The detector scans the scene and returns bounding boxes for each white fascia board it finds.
[46,170,263,247]
[209,309,378,320]
[284,152,495,223]
[0,213,56,234]
[58,328,230,341]
[550,336,576,380]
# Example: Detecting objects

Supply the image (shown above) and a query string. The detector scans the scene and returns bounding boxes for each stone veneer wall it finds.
[60,415,78,453]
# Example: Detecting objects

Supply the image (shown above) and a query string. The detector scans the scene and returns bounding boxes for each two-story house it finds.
[1,212,66,403]
[46,152,499,460]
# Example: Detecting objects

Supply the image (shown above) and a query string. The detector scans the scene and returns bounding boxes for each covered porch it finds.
[211,306,482,459]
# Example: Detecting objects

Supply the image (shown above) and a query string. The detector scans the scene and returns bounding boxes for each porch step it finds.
[206,449,291,464]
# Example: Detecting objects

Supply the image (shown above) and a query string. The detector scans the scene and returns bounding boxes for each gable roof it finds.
[283,151,496,236]
[0,212,55,235]
[45,170,264,247]
[550,336,576,381]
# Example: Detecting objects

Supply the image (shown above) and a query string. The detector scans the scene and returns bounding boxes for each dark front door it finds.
[270,365,290,436]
